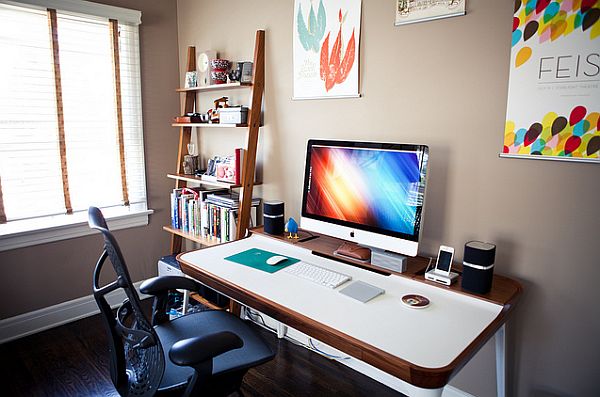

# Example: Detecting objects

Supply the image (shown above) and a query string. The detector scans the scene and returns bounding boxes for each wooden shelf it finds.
[163,226,221,247]
[189,292,228,310]
[172,123,248,128]
[167,173,261,189]
[176,82,252,93]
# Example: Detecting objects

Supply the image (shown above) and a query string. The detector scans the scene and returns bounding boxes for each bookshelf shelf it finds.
[163,226,221,247]
[166,173,262,188]
[175,82,252,93]
[171,123,248,128]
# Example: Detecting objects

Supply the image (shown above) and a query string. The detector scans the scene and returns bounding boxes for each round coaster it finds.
[401,294,430,309]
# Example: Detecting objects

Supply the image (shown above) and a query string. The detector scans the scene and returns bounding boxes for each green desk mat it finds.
[224,248,300,273]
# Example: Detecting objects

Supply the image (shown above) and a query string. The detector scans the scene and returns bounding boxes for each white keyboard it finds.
[284,261,351,289]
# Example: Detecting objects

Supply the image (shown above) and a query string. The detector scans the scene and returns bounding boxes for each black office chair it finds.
[88,207,275,397]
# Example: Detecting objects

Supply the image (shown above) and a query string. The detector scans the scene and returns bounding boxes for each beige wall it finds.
[177,0,598,396]
[0,0,180,317]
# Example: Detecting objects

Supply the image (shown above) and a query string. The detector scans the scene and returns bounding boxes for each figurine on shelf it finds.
[228,62,243,82]
[207,96,230,123]
[182,143,198,175]
[285,217,299,239]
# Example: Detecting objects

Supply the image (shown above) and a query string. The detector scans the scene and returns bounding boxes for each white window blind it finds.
[0,5,65,220]
[0,2,147,226]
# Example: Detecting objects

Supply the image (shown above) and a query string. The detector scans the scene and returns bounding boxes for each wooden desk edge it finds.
[177,239,523,389]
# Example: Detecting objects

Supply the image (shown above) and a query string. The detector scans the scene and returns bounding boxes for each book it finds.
[235,148,244,185]
[196,203,259,243]
[216,155,236,183]
[205,192,260,209]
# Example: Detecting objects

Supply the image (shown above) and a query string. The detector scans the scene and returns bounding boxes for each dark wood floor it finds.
[0,304,404,397]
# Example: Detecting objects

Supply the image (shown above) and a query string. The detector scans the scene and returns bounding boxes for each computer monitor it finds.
[300,139,429,257]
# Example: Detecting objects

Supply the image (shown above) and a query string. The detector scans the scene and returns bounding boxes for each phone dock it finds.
[425,270,459,286]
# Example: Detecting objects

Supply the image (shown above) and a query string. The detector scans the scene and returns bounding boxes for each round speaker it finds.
[462,241,496,294]
[263,201,284,235]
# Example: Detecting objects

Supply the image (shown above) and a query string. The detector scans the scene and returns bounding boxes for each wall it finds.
[0,0,180,318]
[176,0,599,396]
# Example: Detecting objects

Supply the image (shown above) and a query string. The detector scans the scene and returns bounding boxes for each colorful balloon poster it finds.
[503,0,600,162]
[293,0,361,99]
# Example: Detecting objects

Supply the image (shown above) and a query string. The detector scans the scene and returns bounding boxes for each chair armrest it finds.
[140,276,201,295]
[169,331,244,367]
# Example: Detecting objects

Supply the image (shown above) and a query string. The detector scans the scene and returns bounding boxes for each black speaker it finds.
[263,201,284,235]
[461,241,496,294]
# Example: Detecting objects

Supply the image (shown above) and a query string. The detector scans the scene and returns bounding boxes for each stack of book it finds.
[170,186,227,235]
[203,193,260,242]
[170,188,260,243]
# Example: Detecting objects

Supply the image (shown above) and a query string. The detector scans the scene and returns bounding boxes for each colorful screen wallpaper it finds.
[305,146,423,236]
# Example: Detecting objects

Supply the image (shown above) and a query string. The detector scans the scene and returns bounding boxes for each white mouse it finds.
[266,255,288,265]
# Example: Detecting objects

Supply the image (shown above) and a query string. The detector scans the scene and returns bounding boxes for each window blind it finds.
[0,2,146,223]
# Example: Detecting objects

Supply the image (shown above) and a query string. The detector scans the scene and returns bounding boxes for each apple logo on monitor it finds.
[350,231,355,238]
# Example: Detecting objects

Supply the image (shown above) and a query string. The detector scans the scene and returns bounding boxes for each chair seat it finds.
[155,310,275,392]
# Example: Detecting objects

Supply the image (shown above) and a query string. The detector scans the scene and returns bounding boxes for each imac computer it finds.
[300,140,429,260]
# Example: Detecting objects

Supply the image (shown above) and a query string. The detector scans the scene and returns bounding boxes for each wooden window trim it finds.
[109,19,129,206]
[0,175,6,224]
[47,8,72,214]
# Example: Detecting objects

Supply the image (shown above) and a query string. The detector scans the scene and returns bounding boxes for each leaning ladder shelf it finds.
[165,29,265,255]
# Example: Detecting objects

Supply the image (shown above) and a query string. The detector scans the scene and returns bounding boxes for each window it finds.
[0,1,150,251]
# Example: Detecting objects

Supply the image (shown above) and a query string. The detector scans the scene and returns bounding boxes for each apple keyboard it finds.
[284,261,351,289]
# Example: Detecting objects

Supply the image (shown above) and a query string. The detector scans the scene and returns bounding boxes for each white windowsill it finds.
[0,204,153,252]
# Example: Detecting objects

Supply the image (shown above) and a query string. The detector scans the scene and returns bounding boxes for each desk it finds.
[178,233,521,396]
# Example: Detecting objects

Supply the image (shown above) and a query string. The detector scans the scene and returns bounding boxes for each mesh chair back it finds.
[89,207,165,396]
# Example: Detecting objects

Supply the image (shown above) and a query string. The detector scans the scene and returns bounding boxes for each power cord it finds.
[424,256,434,273]
[308,338,351,360]
[244,307,350,361]
[245,308,278,333]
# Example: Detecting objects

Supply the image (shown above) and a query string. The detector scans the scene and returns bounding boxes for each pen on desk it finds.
[297,235,318,243]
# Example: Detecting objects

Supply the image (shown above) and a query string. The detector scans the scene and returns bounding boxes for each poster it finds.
[502,0,600,162]
[293,0,361,99]
[395,0,466,26]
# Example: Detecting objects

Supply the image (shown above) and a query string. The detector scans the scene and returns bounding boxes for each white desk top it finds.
[180,234,503,369]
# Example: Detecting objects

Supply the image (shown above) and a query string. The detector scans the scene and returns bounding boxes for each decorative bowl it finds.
[211,71,228,84]
[210,59,231,72]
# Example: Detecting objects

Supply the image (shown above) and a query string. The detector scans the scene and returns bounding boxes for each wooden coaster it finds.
[401,294,430,309]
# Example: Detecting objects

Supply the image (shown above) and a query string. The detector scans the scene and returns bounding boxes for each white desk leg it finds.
[277,322,288,339]
[495,324,506,397]
[182,290,190,315]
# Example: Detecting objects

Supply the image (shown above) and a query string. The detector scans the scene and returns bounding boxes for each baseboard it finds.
[0,281,150,344]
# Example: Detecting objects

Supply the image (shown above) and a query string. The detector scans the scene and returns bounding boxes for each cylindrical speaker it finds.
[263,201,284,235]
[461,241,496,294]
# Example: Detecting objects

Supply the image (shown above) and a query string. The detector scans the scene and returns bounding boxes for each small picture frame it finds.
[240,62,253,83]
[185,71,198,88]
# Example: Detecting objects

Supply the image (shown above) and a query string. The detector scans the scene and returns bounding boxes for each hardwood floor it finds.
[0,305,404,397]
